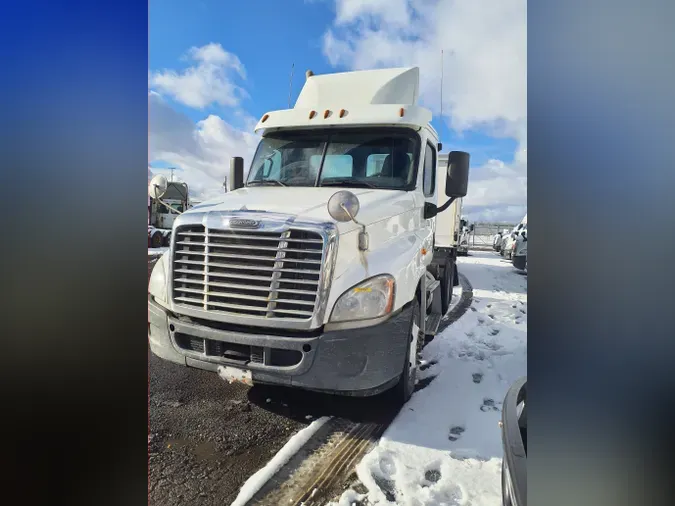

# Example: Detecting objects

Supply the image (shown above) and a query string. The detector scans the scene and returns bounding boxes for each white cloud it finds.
[463,204,527,224]
[321,0,526,221]
[149,92,260,201]
[149,43,247,109]
[334,0,412,27]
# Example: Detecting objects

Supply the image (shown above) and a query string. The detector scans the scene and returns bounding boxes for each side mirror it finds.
[423,202,438,220]
[327,190,368,251]
[445,151,470,197]
[229,157,244,191]
[148,174,168,199]
[327,190,360,222]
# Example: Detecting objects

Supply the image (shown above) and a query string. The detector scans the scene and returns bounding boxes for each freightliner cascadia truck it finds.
[148,67,470,405]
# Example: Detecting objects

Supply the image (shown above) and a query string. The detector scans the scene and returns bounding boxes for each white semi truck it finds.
[148,67,470,404]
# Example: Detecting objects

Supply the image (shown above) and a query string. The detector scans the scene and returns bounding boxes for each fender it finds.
[322,228,428,324]
[148,250,171,308]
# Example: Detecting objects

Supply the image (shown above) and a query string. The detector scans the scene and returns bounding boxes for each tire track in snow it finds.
[246,419,385,506]
[438,273,474,334]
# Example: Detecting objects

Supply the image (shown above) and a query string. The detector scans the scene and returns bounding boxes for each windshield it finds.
[247,129,419,190]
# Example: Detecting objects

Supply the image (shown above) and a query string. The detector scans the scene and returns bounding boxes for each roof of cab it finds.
[254,67,434,133]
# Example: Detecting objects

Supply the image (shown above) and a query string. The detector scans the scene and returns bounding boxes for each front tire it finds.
[390,296,422,406]
[150,231,163,248]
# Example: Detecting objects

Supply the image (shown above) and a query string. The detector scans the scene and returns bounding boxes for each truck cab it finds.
[148,67,470,404]
[149,181,189,230]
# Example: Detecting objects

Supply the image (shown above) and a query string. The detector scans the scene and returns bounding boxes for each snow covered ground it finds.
[333,251,527,506]
[148,247,169,256]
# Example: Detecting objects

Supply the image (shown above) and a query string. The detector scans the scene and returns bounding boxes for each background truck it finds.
[148,181,189,248]
[148,66,471,405]
[457,217,473,255]
[512,224,527,271]
[501,214,527,260]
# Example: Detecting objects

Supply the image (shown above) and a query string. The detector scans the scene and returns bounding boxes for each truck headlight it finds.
[330,275,395,322]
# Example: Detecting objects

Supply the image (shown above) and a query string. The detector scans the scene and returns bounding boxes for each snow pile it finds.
[230,417,331,506]
[334,252,527,506]
[148,247,169,256]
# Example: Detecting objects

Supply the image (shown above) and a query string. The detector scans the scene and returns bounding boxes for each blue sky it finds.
[149,0,526,221]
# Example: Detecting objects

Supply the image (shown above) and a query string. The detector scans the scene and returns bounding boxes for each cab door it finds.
[420,140,437,264]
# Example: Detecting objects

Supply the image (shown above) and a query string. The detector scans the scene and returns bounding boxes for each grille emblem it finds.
[230,218,261,229]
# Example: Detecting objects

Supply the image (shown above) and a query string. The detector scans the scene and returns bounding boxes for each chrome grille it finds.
[171,225,325,320]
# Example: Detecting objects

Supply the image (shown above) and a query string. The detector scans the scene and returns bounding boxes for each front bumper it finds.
[148,297,412,396]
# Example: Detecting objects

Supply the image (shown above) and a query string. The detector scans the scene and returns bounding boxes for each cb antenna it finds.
[440,49,444,146]
[287,63,295,108]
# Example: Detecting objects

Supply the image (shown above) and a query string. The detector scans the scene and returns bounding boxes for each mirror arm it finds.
[436,196,457,214]
[340,203,369,251]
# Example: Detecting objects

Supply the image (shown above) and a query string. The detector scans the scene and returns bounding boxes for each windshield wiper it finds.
[320,179,377,189]
[247,179,287,187]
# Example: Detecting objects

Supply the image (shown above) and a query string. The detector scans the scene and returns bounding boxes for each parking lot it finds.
[148,250,525,505]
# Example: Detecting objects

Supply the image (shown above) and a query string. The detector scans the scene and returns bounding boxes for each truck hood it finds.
[189,187,416,233]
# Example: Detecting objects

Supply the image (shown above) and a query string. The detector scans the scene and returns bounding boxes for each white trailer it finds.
[436,153,463,251]
[148,67,471,405]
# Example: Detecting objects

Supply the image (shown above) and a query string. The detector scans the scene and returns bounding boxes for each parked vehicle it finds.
[457,219,472,256]
[499,233,510,257]
[148,181,189,247]
[493,228,508,252]
[148,67,471,405]
[501,376,527,506]
[492,231,502,251]
[512,226,527,272]
[501,215,527,259]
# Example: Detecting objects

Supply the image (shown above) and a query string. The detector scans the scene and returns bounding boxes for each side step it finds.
[426,279,440,294]
[425,312,443,337]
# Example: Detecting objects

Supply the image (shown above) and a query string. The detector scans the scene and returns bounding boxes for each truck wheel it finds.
[162,231,172,247]
[150,231,162,248]
[390,296,422,405]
